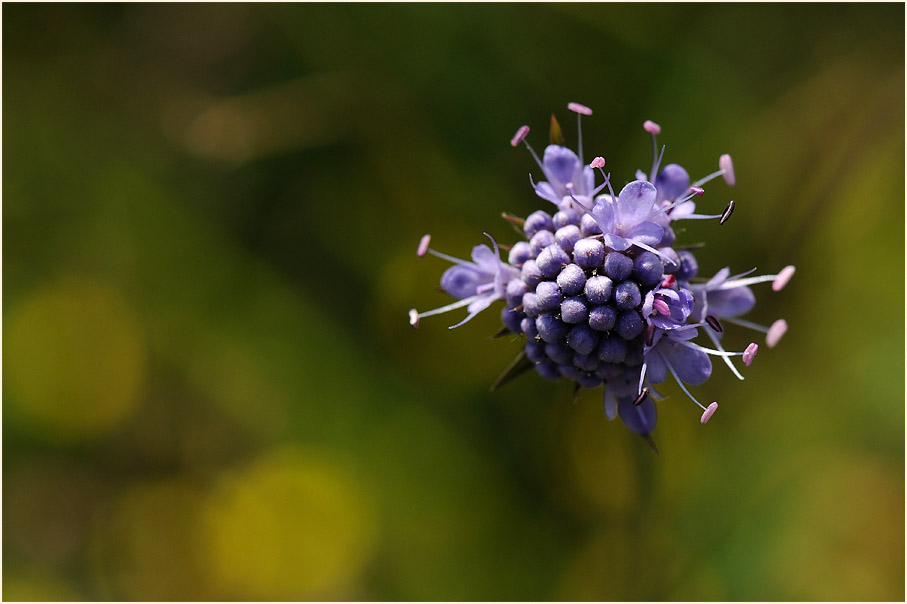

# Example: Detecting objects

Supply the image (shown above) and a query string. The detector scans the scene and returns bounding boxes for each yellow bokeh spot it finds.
[5,276,147,442]
[201,447,376,600]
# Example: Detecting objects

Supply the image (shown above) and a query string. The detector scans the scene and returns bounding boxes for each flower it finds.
[411,103,795,444]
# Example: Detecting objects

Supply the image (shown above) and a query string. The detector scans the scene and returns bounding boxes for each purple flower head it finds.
[413,104,795,445]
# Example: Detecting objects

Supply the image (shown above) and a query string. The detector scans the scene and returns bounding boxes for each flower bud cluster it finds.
[410,104,794,439]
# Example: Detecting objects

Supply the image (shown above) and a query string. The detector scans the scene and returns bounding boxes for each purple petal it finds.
[616,180,658,228]
[470,244,498,272]
[654,164,690,202]
[660,339,712,385]
[644,349,669,384]
[626,220,665,247]
[603,232,631,251]
[542,145,581,191]
[531,179,563,207]
[618,397,657,435]
[440,265,486,299]
[591,198,615,232]
[707,286,755,318]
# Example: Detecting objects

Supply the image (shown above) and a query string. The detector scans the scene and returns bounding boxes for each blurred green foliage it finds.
[3,3,904,601]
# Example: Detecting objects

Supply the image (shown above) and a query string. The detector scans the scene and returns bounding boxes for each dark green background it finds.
[4,3,904,601]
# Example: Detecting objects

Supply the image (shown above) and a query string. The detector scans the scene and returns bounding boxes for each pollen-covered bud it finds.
[536,313,569,343]
[566,324,598,355]
[508,241,532,267]
[524,210,555,237]
[588,304,617,331]
[616,310,645,340]
[573,238,605,269]
[614,281,642,310]
[597,336,628,363]
[603,252,633,280]
[556,264,586,296]
[584,276,613,305]
[555,225,582,254]
[529,230,556,256]
[633,251,664,288]
[560,296,589,324]
[536,244,570,278]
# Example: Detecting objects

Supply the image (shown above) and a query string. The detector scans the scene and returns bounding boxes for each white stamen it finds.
[772,265,796,291]
[409,308,420,328]
[766,319,788,348]
[510,125,530,147]
[417,234,431,257]
[719,154,736,186]
[700,402,718,424]
[705,328,745,381]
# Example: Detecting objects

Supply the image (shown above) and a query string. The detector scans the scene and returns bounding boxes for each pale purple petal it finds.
[626,220,665,248]
[603,232,632,251]
[440,265,486,299]
[654,164,690,202]
[616,180,658,228]
[644,349,668,384]
[618,397,657,435]
[542,145,581,190]
[707,285,756,318]
[470,244,498,272]
[591,198,615,232]
[660,338,712,385]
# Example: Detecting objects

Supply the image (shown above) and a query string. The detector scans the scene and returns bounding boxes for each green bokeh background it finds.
[3,3,904,601]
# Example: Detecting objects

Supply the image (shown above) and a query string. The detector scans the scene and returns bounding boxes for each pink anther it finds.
[720,154,736,186]
[567,102,593,116]
[643,120,661,135]
[510,125,530,147]
[652,299,670,316]
[689,186,705,196]
[590,156,606,169]
[417,234,431,257]
[742,342,758,367]
[700,402,718,424]
[766,319,788,348]
[772,265,796,292]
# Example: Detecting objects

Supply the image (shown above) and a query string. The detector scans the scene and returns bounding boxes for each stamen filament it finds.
[677,338,745,358]
[667,363,707,412]
[690,168,725,188]
[722,316,770,333]
[705,328,745,381]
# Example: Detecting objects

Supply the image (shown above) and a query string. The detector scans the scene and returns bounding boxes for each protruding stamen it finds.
[590,156,606,169]
[417,234,431,257]
[772,265,796,291]
[719,154,736,186]
[652,299,670,316]
[700,402,718,424]
[719,200,735,225]
[408,308,420,328]
[633,387,650,406]
[643,120,661,135]
[705,315,723,333]
[567,102,593,115]
[766,319,788,348]
[645,324,656,347]
[742,342,758,366]
[510,125,530,147]
[689,186,705,196]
